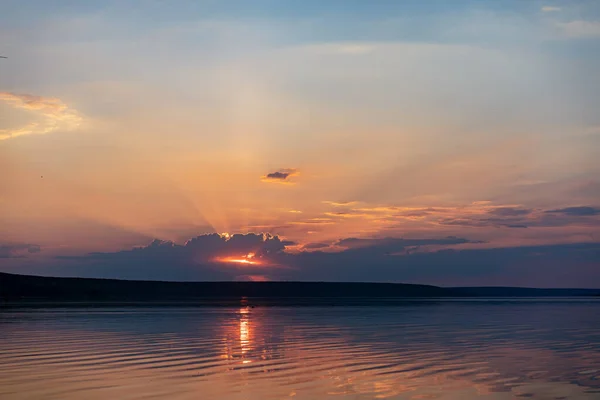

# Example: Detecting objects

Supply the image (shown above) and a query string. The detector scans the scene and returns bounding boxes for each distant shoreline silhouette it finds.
[1,272,599,305]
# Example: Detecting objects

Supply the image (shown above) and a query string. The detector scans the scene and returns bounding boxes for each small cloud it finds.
[541,6,561,12]
[288,210,303,214]
[322,200,360,207]
[556,20,600,38]
[0,92,83,140]
[545,206,600,216]
[261,168,298,184]
[267,171,290,179]
[0,243,41,258]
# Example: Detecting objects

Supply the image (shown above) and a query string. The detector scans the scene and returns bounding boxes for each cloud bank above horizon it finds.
[2,232,598,288]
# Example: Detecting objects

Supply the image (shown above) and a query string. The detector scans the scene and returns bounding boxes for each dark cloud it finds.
[262,168,298,183]
[53,233,292,281]
[439,205,600,229]
[277,241,600,287]
[545,206,600,216]
[0,243,41,258]
[267,171,290,180]
[336,236,476,251]
[93,233,289,260]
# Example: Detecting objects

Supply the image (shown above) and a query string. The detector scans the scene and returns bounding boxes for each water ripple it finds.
[1,300,600,399]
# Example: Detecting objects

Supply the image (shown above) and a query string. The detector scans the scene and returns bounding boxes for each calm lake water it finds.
[1,299,599,400]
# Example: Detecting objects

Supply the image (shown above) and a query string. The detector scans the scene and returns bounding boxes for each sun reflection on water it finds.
[239,307,250,357]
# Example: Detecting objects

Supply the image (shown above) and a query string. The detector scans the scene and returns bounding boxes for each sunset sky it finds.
[1,0,599,286]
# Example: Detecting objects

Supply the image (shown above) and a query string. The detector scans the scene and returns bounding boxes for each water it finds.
[1,299,599,400]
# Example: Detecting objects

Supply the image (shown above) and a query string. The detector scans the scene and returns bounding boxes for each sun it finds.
[226,258,257,265]
[216,253,260,265]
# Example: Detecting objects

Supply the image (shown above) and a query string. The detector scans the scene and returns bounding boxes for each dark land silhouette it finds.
[1,272,599,305]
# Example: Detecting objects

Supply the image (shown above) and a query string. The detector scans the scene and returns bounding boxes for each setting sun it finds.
[216,253,260,265]
[227,258,257,265]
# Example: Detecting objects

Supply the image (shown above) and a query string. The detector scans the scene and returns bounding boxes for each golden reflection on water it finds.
[239,307,251,360]
[221,302,262,367]
[1,302,599,400]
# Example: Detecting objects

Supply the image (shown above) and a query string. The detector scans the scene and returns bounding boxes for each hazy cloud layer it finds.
[0,243,41,258]
[557,20,600,38]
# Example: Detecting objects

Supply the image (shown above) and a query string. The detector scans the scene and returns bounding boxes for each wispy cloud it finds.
[290,218,336,226]
[325,211,372,219]
[0,92,82,140]
[439,204,600,229]
[336,236,477,250]
[556,20,600,38]
[332,44,374,55]
[314,200,600,237]
[541,6,561,12]
[322,201,360,207]
[302,43,375,56]
[545,206,600,216]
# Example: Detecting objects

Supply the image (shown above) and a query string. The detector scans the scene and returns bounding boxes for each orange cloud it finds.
[0,92,82,140]
[322,200,360,207]
[290,217,336,226]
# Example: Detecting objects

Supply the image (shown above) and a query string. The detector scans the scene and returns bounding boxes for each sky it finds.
[1,0,599,286]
